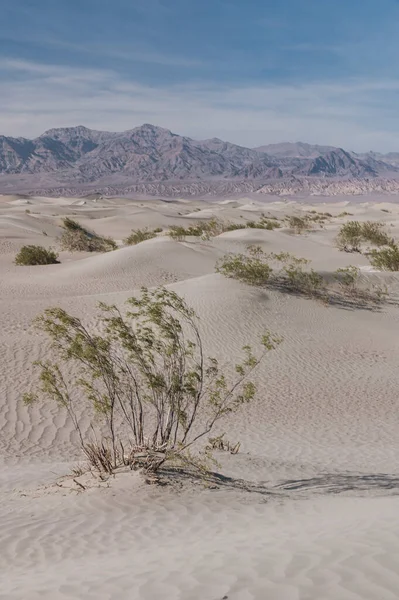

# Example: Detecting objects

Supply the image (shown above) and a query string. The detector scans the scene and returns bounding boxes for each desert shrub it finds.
[335,221,363,252]
[153,227,163,233]
[217,248,386,306]
[336,221,392,252]
[206,434,240,455]
[60,218,116,252]
[168,218,226,241]
[23,288,280,476]
[246,218,280,230]
[62,217,84,232]
[216,246,273,285]
[224,223,246,231]
[333,266,387,303]
[338,211,353,217]
[273,252,325,297]
[217,248,325,298]
[124,228,157,245]
[286,215,310,234]
[169,225,188,241]
[15,245,59,266]
[369,244,399,271]
[361,221,392,247]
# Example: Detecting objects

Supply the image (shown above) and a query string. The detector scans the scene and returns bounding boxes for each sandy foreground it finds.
[1,193,399,600]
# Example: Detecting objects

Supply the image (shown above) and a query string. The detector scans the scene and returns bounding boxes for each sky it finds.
[1,0,399,151]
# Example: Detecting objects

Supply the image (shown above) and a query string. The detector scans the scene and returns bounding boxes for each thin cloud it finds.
[0,59,399,152]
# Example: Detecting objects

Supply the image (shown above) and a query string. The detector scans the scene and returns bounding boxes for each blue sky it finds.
[1,0,399,150]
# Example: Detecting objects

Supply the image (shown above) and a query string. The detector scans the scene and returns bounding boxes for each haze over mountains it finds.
[1,124,399,197]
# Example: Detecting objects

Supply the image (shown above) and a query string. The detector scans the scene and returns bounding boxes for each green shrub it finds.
[169,225,188,241]
[336,221,393,252]
[153,227,163,233]
[224,223,246,232]
[334,266,387,302]
[286,215,310,234]
[335,221,363,252]
[216,246,273,285]
[60,218,116,252]
[361,221,392,247]
[15,245,59,266]
[246,218,281,230]
[369,244,399,271]
[124,228,157,245]
[217,248,386,306]
[23,287,280,476]
[62,217,85,232]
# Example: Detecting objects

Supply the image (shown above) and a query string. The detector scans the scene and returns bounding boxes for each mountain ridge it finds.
[1,124,398,197]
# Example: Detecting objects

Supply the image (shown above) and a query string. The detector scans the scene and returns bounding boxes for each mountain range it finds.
[1,124,399,197]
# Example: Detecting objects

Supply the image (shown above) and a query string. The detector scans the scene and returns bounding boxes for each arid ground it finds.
[1,193,399,600]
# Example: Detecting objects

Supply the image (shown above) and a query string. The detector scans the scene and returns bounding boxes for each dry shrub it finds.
[124,228,157,245]
[369,244,399,271]
[286,215,311,234]
[336,221,392,252]
[207,434,241,454]
[60,218,116,252]
[335,221,363,252]
[15,245,59,266]
[24,287,280,476]
[217,247,387,307]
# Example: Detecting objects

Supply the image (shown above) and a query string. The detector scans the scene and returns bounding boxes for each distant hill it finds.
[0,124,398,197]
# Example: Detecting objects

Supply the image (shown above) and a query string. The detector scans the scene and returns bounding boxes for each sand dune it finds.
[1,194,399,599]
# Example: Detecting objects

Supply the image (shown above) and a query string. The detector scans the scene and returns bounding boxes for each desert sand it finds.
[1,193,399,599]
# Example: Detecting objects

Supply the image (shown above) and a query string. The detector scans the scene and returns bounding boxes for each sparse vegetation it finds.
[124,228,157,245]
[247,218,281,230]
[333,266,387,302]
[206,434,241,455]
[60,218,117,252]
[361,221,392,246]
[338,211,354,217]
[286,215,311,234]
[23,287,280,476]
[217,247,386,307]
[336,221,393,252]
[369,244,399,271]
[15,245,59,266]
[335,221,364,252]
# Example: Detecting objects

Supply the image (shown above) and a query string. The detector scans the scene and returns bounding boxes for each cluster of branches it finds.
[24,287,280,476]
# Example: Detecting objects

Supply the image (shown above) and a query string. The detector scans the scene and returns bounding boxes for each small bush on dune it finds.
[15,245,59,266]
[60,218,116,253]
[335,221,363,252]
[124,228,157,245]
[216,246,273,285]
[361,221,392,247]
[169,225,188,241]
[369,244,399,271]
[224,223,247,232]
[168,218,226,241]
[286,215,310,234]
[247,218,281,230]
[336,221,393,253]
[23,287,280,477]
[333,266,387,302]
[217,247,386,306]
[62,217,85,232]
[217,248,324,297]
